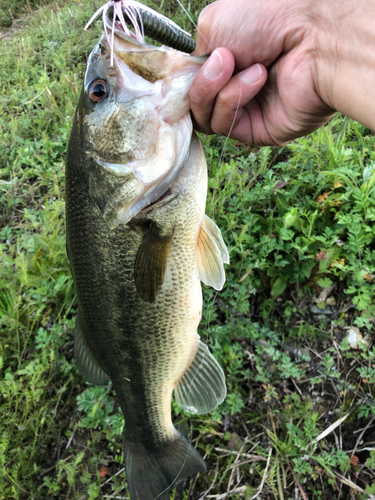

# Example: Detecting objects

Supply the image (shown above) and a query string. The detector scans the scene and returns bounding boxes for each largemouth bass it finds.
[66,3,229,499]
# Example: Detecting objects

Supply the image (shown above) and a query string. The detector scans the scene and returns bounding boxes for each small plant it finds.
[76,385,125,441]
[206,118,375,329]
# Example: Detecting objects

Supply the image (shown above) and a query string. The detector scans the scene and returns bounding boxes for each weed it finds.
[1,0,375,499]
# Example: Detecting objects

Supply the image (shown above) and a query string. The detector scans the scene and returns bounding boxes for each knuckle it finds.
[197,4,215,33]
[191,111,213,136]
[191,113,212,135]
[215,92,235,112]
[192,114,213,135]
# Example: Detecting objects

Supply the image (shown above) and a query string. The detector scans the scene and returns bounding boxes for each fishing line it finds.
[174,0,210,50]
[156,3,241,494]
[175,0,196,29]
[152,364,197,500]
[170,81,245,500]
[82,3,229,498]
[217,86,242,170]
[155,293,222,498]
[199,85,243,351]
[203,88,243,345]
[156,292,219,500]
[152,424,195,500]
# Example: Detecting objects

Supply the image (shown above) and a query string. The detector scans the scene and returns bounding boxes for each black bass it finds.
[66,2,229,499]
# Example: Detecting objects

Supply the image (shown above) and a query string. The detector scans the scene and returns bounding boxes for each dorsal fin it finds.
[134,224,173,303]
[196,215,229,290]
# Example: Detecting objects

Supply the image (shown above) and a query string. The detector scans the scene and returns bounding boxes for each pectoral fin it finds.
[174,340,226,414]
[74,312,110,386]
[196,215,229,290]
[134,225,173,303]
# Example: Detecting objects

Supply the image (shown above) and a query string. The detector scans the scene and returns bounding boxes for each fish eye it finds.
[88,79,108,103]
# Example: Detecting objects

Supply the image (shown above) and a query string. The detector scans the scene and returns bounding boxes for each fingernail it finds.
[203,50,223,80]
[240,64,262,84]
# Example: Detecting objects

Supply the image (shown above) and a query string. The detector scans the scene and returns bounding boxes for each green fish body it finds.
[66,17,228,500]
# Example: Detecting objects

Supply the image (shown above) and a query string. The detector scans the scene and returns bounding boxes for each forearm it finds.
[309,0,375,130]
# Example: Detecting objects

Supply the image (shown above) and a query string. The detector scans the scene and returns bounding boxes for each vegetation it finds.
[0,0,374,499]
[0,0,53,27]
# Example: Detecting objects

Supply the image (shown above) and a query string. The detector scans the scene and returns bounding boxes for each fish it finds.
[66,2,229,499]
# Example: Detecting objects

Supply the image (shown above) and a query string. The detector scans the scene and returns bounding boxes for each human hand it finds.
[189,0,336,145]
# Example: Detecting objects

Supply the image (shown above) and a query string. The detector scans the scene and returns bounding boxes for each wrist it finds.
[308,0,375,129]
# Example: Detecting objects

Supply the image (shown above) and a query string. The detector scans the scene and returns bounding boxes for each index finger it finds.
[190,48,235,135]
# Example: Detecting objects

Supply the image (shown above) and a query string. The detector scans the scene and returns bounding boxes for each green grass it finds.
[0,0,53,27]
[1,0,375,499]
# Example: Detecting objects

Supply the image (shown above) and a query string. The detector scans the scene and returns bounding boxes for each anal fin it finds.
[196,214,229,290]
[74,312,110,386]
[174,340,226,414]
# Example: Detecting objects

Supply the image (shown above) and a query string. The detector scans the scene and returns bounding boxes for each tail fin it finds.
[124,433,206,500]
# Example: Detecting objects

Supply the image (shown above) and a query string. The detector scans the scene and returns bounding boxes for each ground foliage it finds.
[0,0,55,28]
[0,0,375,499]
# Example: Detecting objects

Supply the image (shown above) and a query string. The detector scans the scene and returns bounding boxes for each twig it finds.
[206,486,247,499]
[351,417,375,458]
[353,423,375,434]
[24,89,45,105]
[227,456,269,469]
[250,448,272,500]
[313,283,335,303]
[241,420,252,439]
[334,472,375,498]
[103,494,127,499]
[226,443,246,494]
[314,411,351,443]
[347,446,375,453]
[291,470,308,500]
[291,378,304,398]
[65,427,77,450]
[198,470,218,500]
[213,447,259,459]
